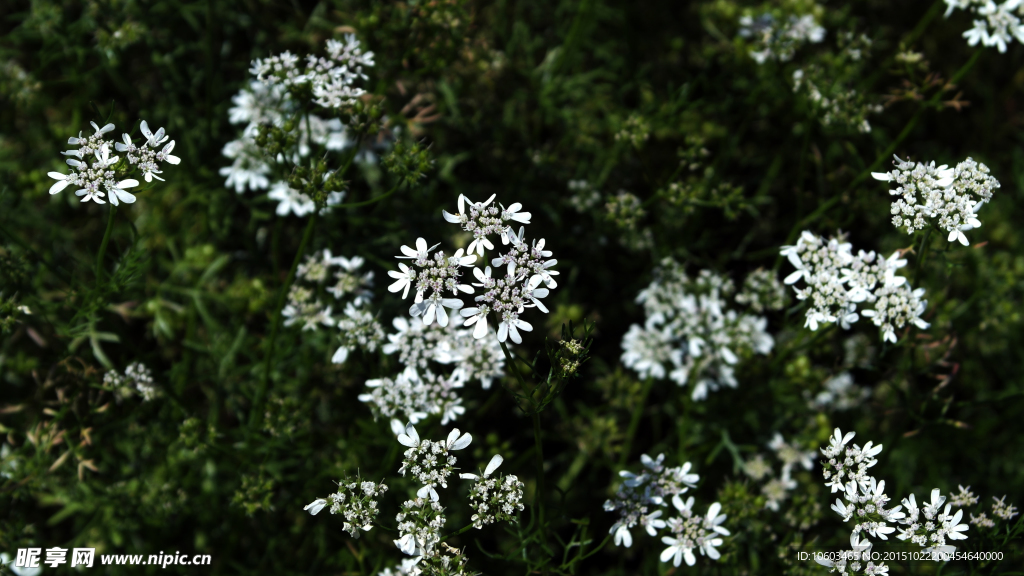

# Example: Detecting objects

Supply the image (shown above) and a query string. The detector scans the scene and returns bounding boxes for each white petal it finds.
[397,426,419,447]
[484,454,503,476]
[449,431,472,450]
[472,315,489,339]
[49,179,71,195]
[659,547,675,563]
[390,419,406,436]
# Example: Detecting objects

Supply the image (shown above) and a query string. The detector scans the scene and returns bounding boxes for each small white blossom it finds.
[945,0,1024,53]
[623,261,773,400]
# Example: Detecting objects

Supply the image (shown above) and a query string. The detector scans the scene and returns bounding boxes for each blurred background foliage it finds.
[0,0,1022,574]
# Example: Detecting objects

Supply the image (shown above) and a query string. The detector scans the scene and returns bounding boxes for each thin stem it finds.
[441,523,477,540]
[532,410,546,531]
[95,203,118,284]
[496,326,530,392]
[249,209,319,430]
[331,182,403,210]
[494,330,545,531]
[913,227,933,286]
[618,377,653,468]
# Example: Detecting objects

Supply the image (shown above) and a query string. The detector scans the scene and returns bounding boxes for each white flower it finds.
[47,171,73,195]
[497,315,532,344]
[459,304,491,340]
[410,295,465,328]
[388,263,417,300]
[500,202,532,225]
[945,507,970,540]
[139,120,169,147]
[612,521,634,548]
[107,178,140,206]
[398,237,440,261]
[444,428,473,451]
[268,181,316,217]
[460,454,503,481]
[304,498,328,515]
[219,139,271,192]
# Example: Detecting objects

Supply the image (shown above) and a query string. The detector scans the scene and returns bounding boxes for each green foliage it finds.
[0,0,1023,575]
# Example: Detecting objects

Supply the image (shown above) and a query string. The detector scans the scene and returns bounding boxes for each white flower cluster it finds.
[948,485,979,508]
[221,80,350,213]
[814,532,884,576]
[305,423,515,574]
[360,366,465,425]
[604,454,706,550]
[396,423,473,503]
[394,497,448,557]
[738,12,825,64]
[872,155,1000,246]
[621,260,774,400]
[566,179,601,212]
[781,231,929,343]
[818,428,970,574]
[385,315,505,387]
[992,495,1020,520]
[945,0,1024,52]
[221,36,373,216]
[809,372,871,412]
[103,361,159,401]
[359,313,505,424]
[735,268,788,313]
[389,422,517,569]
[792,68,882,134]
[48,121,180,206]
[459,454,525,529]
[659,496,730,568]
[279,249,384,363]
[378,543,472,576]
[743,433,816,512]
[896,489,971,555]
[964,492,1019,528]
[250,34,374,110]
[303,475,389,539]
[388,195,557,344]
[285,249,372,330]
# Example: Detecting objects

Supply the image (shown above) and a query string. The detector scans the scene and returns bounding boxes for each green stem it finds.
[441,523,477,540]
[913,227,933,286]
[95,203,118,284]
[532,410,546,531]
[331,182,403,210]
[249,209,319,430]
[618,377,653,468]
[494,330,545,531]
[496,327,530,391]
